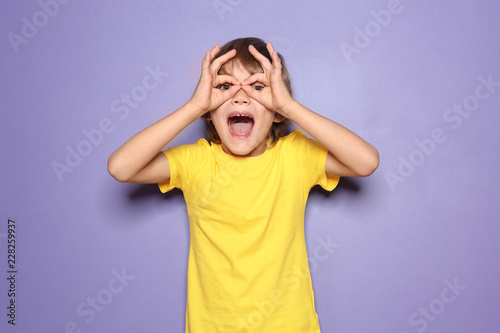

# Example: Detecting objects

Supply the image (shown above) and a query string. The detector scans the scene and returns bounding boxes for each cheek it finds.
[255,113,276,134]
[210,108,224,124]
[263,110,276,123]
[210,116,230,137]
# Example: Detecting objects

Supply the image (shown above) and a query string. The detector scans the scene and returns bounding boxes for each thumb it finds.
[241,85,260,101]
[222,84,241,102]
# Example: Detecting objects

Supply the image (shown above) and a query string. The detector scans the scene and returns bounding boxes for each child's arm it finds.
[108,45,240,183]
[279,101,379,177]
[242,43,379,177]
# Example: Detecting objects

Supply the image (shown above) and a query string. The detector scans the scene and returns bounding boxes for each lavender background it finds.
[1,0,499,332]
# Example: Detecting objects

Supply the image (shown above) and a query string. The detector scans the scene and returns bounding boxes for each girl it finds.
[108,37,379,332]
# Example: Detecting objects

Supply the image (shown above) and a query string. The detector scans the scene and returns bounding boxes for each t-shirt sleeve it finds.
[286,129,340,191]
[158,139,209,193]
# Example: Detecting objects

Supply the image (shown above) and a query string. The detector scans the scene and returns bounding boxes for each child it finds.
[108,37,379,332]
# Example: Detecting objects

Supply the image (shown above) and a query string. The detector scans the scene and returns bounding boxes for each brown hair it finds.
[204,37,292,146]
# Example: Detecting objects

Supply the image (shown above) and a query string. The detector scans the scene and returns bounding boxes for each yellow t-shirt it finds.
[159,129,339,333]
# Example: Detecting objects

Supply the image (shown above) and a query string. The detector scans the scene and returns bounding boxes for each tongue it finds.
[229,118,253,136]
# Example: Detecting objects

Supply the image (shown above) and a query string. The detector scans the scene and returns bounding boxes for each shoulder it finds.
[271,129,309,163]
[278,129,317,150]
[277,129,307,146]
[168,138,211,151]
[162,138,212,160]
[277,129,328,159]
[284,129,307,140]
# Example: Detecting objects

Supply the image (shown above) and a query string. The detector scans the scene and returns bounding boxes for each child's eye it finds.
[252,83,265,91]
[217,83,232,90]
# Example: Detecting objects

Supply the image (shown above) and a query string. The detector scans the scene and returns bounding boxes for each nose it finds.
[231,87,250,105]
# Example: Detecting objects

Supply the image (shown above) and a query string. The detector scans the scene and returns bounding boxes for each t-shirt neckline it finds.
[211,139,277,165]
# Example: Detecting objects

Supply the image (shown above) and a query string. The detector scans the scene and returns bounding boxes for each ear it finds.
[273,112,285,123]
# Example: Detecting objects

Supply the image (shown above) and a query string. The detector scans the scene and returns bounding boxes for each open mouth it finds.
[227,112,254,137]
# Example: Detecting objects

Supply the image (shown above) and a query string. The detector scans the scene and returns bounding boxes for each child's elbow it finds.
[107,157,131,183]
[357,149,379,177]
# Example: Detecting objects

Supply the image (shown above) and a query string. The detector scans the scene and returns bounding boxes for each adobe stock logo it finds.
[385,74,500,191]
[237,236,341,332]
[400,277,467,333]
[212,0,242,21]
[52,267,135,333]
[339,0,422,63]
[7,0,72,54]
[51,64,168,182]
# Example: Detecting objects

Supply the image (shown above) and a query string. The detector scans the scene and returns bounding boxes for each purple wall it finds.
[2,1,499,332]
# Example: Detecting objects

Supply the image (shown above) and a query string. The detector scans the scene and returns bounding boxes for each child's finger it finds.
[201,50,211,72]
[248,45,272,71]
[215,74,240,87]
[266,42,275,56]
[240,84,259,100]
[242,84,268,103]
[216,84,242,106]
[265,42,283,74]
[209,44,221,58]
[241,72,266,86]
[210,49,237,72]
[271,51,282,71]
[224,84,242,99]
[203,45,220,69]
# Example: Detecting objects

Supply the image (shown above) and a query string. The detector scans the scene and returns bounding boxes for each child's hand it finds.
[241,42,295,115]
[189,45,241,114]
